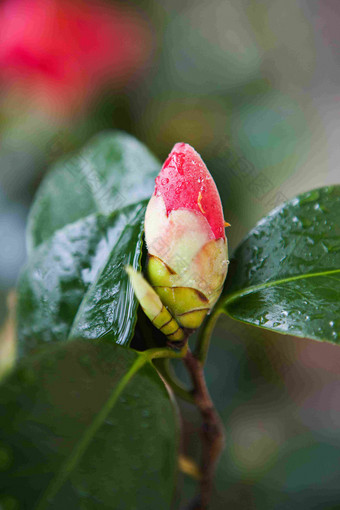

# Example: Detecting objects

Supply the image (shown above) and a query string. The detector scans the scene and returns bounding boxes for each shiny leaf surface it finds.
[17,132,160,355]
[27,131,160,254]
[220,186,340,342]
[0,340,178,509]
[18,202,147,355]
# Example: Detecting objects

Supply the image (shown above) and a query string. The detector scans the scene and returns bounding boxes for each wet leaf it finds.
[17,133,160,355]
[219,186,340,343]
[18,203,147,355]
[27,131,159,254]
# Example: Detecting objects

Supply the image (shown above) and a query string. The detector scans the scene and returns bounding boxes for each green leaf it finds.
[27,131,160,254]
[17,132,161,354]
[0,340,179,509]
[220,185,340,343]
[18,202,147,355]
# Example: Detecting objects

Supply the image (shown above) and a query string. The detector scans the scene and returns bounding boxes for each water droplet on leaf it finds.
[299,190,320,204]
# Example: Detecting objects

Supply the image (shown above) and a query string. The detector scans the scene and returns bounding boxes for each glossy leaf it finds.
[17,132,161,354]
[219,186,340,343]
[27,131,160,254]
[18,202,147,355]
[0,340,179,510]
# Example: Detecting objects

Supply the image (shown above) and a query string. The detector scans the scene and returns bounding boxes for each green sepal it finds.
[126,267,186,343]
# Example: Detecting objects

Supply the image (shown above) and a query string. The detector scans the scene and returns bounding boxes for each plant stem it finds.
[194,310,221,364]
[153,357,195,404]
[183,348,225,510]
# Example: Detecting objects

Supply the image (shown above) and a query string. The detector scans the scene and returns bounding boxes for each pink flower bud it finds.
[154,143,225,240]
[145,143,228,331]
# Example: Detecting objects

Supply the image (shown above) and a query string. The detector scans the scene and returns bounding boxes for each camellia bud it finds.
[127,142,229,343]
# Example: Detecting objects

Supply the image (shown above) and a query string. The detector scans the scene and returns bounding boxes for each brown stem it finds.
[183,348,225,510]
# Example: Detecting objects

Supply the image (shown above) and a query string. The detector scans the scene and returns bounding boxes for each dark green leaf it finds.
[220,186,340,343]
[17,132,161,354]
[0,340,179,509]
[27,131,160,254]
[18,202,146,355]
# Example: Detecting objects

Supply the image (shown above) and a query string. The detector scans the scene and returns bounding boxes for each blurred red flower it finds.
[0,0,152,114]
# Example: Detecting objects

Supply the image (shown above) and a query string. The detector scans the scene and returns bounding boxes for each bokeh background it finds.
[0,0,340,508]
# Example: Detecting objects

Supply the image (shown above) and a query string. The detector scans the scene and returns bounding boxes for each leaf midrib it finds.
[34,354,147,510]
[221,268,340,308]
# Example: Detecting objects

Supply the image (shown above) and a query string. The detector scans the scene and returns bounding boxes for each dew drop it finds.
[299,189,320,204]
[174,153,185,175]
[321,242,329,253]
[322,240,340,253]
[313,202,325,212]
[161,178,169,185]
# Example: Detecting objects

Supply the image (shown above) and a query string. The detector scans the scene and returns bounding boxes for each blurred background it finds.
[0,0,340,508]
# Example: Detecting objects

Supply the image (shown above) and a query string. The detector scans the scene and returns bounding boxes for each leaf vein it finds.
[222,268,340,308]
[34,354,147,509]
